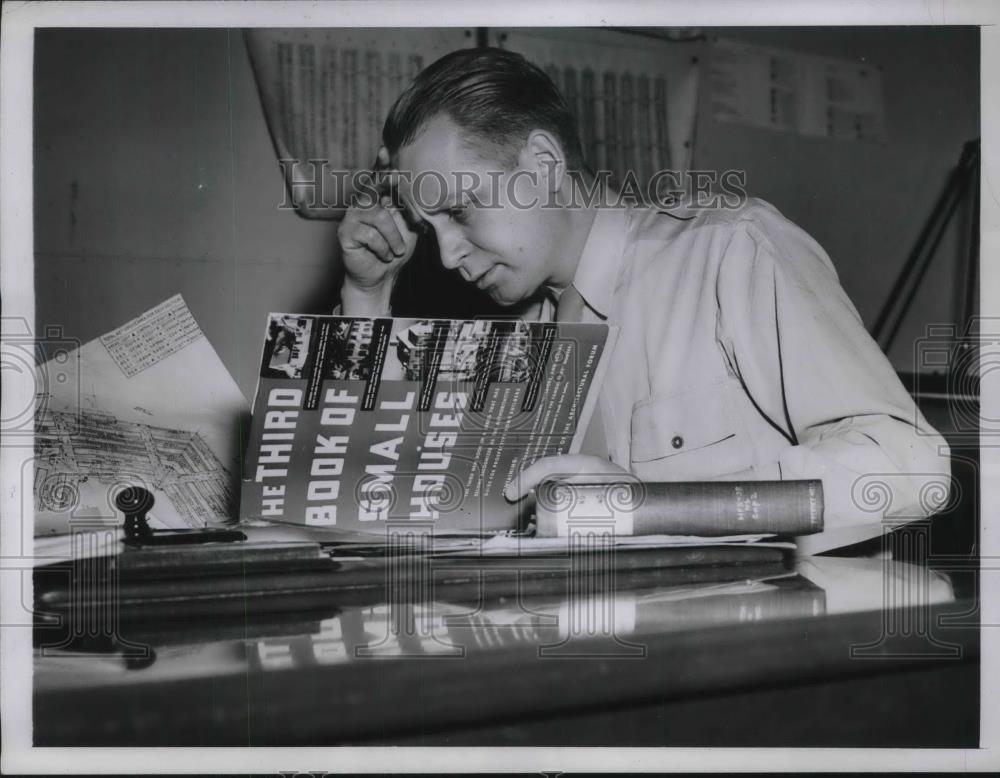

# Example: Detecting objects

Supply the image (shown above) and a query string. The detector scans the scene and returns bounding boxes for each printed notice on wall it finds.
[709,38,887,143]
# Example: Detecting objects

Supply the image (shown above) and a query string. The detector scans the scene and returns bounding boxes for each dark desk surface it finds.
[32,549,978,747]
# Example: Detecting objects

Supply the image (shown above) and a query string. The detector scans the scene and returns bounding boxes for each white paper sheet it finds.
[709,37,887,143]
[33,294,248,539]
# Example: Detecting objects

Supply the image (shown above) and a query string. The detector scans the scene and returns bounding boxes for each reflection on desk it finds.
[33,556,975,747]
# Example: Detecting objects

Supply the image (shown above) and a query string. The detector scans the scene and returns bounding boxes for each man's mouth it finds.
[470,267,495,289]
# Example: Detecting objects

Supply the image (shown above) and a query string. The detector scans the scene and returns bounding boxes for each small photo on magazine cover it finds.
[463,320,537,384]
[491,321,535,383]
[391,320,440,381]
[324,318,378,381]
[263,315,313,378]
[387,320,544,386]
[439,320,493,382]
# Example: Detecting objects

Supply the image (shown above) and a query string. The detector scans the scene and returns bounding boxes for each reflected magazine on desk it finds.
[241,314,616,534]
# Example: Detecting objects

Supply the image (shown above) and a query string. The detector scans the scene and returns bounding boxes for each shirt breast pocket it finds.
[629,381,754,480]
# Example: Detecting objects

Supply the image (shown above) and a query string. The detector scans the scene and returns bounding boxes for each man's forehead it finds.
[395,114,474,168]
[395,145,495,214]
[395,167,482,210]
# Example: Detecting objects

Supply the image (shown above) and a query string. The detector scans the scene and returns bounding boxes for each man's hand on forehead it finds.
[353,147,397,206]
[337,145,422,309]
[366,145,428,234]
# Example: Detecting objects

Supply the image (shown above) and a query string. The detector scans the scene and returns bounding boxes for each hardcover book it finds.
[534,479,824,537]
[240,314,615,534]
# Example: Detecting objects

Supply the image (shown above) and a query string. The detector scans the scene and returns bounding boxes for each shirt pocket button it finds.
[671,435,684,449]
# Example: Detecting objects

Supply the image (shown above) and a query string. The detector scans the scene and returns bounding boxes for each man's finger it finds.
[355,201,407,256]
[504,455,632,502]
[350,223,393,262]
[385,200,418,250]
[353,167,383,205]
[377,197,408,255]
[372,146,403,201]
[503,455,585,502]
[352,184,378,209]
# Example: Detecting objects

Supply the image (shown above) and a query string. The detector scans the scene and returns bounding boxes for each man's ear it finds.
[523,129,566,193]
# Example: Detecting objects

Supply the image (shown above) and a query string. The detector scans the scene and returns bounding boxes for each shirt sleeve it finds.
[713,205,951,533]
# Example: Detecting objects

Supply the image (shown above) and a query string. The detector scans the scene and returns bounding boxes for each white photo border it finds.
[2,0,998,773]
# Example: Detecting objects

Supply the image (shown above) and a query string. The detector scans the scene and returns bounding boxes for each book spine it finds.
[536,479,824,537]
[636,480,823,536]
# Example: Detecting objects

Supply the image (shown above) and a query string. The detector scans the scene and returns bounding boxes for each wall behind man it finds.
[33,27,978,402]
[34,28,339,400]
[693,26,979,373]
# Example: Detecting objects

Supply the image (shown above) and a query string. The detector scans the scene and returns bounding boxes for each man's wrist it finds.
[340,277,394,316]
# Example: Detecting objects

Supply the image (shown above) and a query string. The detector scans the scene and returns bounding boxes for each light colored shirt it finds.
[558,199,951,551]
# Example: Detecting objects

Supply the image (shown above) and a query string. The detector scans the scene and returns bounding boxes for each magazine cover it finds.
[241,315,616,534]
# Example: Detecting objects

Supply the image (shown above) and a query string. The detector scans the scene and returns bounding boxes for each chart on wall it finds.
[493,28,703,187]
[245,28,472,219]
[246,28,703,219]
[708,37,887,143]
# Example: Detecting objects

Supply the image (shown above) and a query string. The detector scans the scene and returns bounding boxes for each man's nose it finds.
[436,225,469,271]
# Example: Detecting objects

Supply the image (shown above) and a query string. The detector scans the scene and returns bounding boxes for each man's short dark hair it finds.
[383,47,587,172]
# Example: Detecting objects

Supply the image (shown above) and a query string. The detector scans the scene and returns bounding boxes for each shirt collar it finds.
[566,206,628,319]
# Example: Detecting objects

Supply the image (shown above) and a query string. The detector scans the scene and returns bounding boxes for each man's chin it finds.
[488,287,546,313]
[484,285,517,307]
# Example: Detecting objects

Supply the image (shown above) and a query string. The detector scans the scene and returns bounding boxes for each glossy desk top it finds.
[32,549,976,746]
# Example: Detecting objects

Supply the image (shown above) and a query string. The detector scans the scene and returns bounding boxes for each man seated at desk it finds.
[335,47,950,550]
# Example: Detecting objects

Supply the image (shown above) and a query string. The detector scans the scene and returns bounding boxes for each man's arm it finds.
[714,206,951,530]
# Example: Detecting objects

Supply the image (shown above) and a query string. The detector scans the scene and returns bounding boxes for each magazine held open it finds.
[241,314,617,535]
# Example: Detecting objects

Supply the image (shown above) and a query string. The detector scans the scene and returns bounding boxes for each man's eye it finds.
[448,207,469,225]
